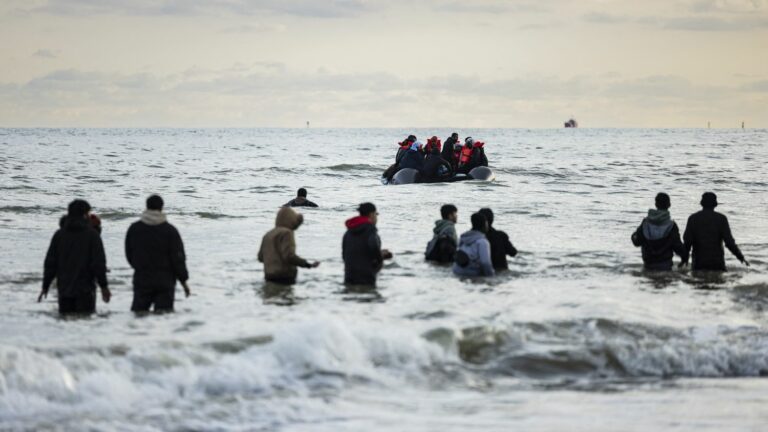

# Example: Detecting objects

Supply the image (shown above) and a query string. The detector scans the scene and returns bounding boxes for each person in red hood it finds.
[342,202,393,286]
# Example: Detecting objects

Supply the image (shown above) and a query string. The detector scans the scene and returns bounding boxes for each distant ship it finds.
[564,118,578,128]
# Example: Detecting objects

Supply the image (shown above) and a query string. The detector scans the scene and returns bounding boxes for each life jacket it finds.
[459,145,474,165]
[472,141,485,149]
[425,137,442,154]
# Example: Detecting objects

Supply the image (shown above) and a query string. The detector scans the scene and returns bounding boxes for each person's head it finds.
[440,204,458,223]
[67,199,91,219]
[358,202,378,225]
[407,135,417,143]
[297,188,308,198]
[146,194,164,211]
[465,137,474,146]
[478,208,494,227]
[276,206,303,230]
[654,192,671,210]
[451,132,458,139]
[700,192,718,209]
[471,212,488,233]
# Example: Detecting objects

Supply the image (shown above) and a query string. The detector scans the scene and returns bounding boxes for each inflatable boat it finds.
[381,166,495,185]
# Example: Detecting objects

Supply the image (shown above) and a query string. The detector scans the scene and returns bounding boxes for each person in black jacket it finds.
[284,188,318,208]
[631,193,688,271]
[342,202,393,286]
[39,199,111,314]
[681,192,749,271]
[442,132,460,168]
[421,145,453,182]
[125,195,190,312]
[477,208,518,270]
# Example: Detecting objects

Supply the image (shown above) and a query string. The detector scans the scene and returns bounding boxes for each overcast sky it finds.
[1,0,766,127]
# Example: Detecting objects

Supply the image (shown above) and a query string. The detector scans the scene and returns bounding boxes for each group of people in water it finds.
[384,133,489,182]
[39,188,749,316]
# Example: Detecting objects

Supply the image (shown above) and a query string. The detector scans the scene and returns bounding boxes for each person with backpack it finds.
[425,204,458,263]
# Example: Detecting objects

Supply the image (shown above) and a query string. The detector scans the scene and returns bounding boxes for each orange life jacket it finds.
[459,146,473,165]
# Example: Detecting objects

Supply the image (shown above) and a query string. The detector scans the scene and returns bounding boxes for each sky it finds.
[0,0,767,128]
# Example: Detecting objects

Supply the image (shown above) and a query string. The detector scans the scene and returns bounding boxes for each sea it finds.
[1,128,767,431]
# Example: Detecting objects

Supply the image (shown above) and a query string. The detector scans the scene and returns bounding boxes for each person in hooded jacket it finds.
[425,204,458,263]
[421,145,453,182]
[681,192,749,271]
[125,195,190,312]
[477,208,518,270]
[631,193,688,271]
[395,135,417,165]
[39,199,111,314]
[452,212,495,277]
[342,202,393,286]
[398,141,425,171]
[259,206,320,284]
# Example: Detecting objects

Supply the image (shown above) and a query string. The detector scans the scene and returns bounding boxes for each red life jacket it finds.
[473,141,485,149]
[459,146,473,165]
[425,137,442,154]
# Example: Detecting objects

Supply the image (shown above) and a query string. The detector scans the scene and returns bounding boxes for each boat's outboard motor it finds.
[391,168,421,185]
[468,166,495,181]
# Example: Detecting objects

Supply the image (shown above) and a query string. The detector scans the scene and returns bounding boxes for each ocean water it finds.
[0,127,767,431]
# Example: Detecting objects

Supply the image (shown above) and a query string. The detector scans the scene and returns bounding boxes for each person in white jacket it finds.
[452,212,495,277]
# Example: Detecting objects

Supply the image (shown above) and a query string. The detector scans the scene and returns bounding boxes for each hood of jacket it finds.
[433,219,455,236]
[643,209,673,240]
[345,216,374,235]
[276,206,303,230]
[63,215,90,232]
[459,229,486,245]
[141,210,167,226]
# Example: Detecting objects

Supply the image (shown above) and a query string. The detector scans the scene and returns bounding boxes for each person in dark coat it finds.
[342,202,393,286]
[39,199,111,314]
[125,195,190,312]
[421,145,453,182]
[681,192,749,271]
[284,188,318,208]
[398,141,425,171]
[395,135,417,164]
[631,193,688,271]
[477,208,518,270]
[442,132,460,168]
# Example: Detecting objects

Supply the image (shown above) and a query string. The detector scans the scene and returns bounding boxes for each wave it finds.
[430,318,768,379]
[326,163,383,173]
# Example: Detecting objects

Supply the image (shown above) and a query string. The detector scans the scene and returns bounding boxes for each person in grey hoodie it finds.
[425,204,458,263]
[125,195,190,312]
[452,212,495,277]
[631,192,688,271]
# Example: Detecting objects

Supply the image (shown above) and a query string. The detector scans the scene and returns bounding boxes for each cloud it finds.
[583,11,768,31]
[219,23,287,33]
[32,49,59,59]
[26,0,373,18]
[741,79,768,92]
[0,64,762,127]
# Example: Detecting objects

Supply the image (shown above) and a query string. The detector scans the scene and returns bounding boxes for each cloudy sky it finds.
[1,0,766,127]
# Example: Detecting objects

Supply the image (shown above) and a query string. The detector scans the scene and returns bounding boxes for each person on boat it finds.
[442,132,460,168]
[681,192,749,271]
[425,204,458,263]
[424,136,441,154]
[452,212,495,277]
[630,193,687,271]
[478,208,518,270]
[125,195,190,313]
[398,140,425,171]
[457,138,489,174]
[421,144,453,182]
[284,188,318,208]
[396,135,417,164]
[342,202,393,286]
[40,199,111,315]
[258,206,320,285]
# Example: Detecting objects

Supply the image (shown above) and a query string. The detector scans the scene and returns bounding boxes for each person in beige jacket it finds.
[258,207,319,284]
